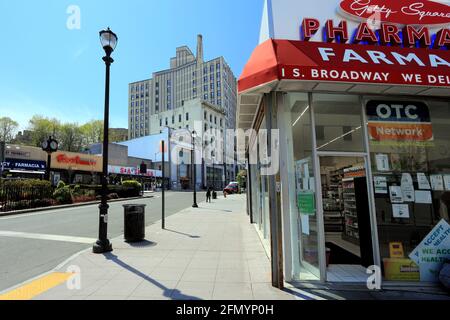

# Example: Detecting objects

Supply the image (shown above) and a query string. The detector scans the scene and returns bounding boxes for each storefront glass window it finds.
[313,94,364,153]
[367,98,450,283]
[287,93,320,280]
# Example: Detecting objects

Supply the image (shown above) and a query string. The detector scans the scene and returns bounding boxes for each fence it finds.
[0,183,54,212]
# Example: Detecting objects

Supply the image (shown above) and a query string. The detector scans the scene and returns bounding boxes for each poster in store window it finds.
[389,186,404,203]
[375,154,390,172]
[415,190,432,204]
[430,175,445,191]
[298,192,315,216]
[401,173,415,202]
[444,175,450,191]
[392,204,410,219]
[417,173,431,190]
[409,219,450,282]
[374,176,388,194]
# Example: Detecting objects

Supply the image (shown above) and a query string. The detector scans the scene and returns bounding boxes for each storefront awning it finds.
[237,39,450,130]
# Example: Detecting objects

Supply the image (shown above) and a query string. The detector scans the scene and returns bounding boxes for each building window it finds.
[160,118,162,127]
[179,114,182,122]
[220,119,223,127]
[172,115,174,124]
[165,118,168,126]
[210,114,213,122]
[204,111,207,120]
[186,113,189,121]
[214,116,217,124]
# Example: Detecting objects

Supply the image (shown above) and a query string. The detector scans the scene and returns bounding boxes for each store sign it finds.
[56,154,97,166]
[2,158,46,171]
[301,17,450,48]
[51,151,103,172]
[366,101,434,145]
[108,165,162,178]
[409,219,450,282]
[277,41,450,88]
[339,0,450,26]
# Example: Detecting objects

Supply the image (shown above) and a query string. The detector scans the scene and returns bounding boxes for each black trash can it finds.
[123,204,146,242]
[212,191,217,199]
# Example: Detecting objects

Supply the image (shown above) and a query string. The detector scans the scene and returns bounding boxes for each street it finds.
[0,191,205,292]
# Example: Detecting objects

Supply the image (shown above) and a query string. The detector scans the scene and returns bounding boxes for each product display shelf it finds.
[323,169,344,233]
[341,166,366,245]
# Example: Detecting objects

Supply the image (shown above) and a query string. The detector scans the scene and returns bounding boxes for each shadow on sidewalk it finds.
[103,252,201,300]
[164,229,200,239]
[126,240,158,248]
[195,207,233,213]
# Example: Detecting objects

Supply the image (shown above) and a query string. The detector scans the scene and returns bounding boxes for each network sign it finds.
[366,101,433,145]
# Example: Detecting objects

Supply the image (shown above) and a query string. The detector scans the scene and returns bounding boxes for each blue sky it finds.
[0,0,263,131]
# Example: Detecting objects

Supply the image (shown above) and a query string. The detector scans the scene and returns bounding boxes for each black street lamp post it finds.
[191,130,198,208]
[93,27,117,254]
[41,136,59,182]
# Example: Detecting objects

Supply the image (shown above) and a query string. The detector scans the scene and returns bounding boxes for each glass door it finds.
[318,154,375,282]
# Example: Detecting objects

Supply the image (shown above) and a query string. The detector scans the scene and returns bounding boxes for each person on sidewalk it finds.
[206,187,212,203]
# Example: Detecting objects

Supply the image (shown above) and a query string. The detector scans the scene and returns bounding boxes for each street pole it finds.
[0,141,5,179]
[161,140,165,229]
[93,27,117,254]
[192,131,198,208]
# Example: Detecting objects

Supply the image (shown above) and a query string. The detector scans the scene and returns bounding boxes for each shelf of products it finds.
[341,166,366,245]
[322,168,347,232]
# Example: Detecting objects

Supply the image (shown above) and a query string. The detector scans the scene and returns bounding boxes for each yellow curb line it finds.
[0,272,73,300]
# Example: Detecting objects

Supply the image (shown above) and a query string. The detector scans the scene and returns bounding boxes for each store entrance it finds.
[319,155,374,282]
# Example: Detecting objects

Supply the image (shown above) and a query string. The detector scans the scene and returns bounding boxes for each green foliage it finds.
[0,179,53,199]
[28,115,61,148]
[122,180,142,189]
[121,180,142,197]
[236,170,247,189]
[56,180,66,189]
[0,117,19,143]
[53,186,72,204]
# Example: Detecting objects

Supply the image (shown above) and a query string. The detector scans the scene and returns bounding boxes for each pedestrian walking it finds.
[206,187,212,203]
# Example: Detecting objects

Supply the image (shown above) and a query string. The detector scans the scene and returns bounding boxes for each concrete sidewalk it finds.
[31,194,295,300]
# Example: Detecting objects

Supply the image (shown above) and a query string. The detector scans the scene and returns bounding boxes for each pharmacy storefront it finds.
[239,0,450,285]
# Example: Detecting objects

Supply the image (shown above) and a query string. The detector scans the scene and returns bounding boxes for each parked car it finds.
[224,182,239,194]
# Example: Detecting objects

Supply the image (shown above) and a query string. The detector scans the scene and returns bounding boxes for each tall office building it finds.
[128,35,237,139]
[128,35,238,187]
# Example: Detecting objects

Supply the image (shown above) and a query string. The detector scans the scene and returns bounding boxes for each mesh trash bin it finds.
[123,204,146,242]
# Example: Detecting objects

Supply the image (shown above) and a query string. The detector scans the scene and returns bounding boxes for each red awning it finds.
[238,39,450,93]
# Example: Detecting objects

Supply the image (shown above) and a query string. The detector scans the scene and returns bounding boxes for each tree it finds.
[236,170,247,190]
[0,117,19,143]
[80,120,103,146]
[59,123,83,152]
[28,115,61,147]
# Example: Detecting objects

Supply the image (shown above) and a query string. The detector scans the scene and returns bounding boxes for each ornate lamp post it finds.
[93,27,117,254]
[191,130,198,208]
[41,136,59,182]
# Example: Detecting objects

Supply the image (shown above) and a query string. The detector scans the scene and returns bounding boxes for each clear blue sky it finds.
[0,0,263,131]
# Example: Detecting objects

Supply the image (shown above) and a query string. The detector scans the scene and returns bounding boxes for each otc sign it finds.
[366,101,433,145]
[339,0,450,26]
